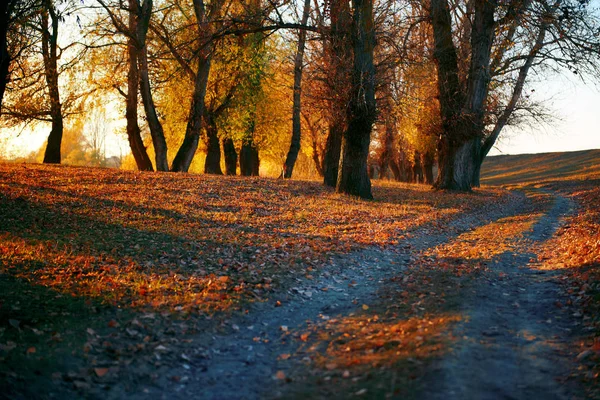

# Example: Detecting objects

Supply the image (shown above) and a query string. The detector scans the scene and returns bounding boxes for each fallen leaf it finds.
[94,368,109,377]
[275,370,286,380]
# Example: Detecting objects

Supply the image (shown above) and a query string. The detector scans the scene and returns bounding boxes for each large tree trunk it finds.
[430,0,496,191]
[223,137,237,175]
[135,0,168,171]
[336,0,376,199]
[125,0,153,171]
[283,0,310,178]
[41,4,63,164]
[204,113,223,174]
[323,0,351,188]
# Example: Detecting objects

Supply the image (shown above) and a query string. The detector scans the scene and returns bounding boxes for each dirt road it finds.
[115,189,583,400]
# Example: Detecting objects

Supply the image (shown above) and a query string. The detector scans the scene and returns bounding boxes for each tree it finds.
[98,0,167,170]
[427,0,600,190]
[335,0,377,199]
[322,0,352,187]
[282,0,310,178]
[170,0,226,172]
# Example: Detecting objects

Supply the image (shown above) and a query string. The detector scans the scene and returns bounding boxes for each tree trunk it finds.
[223,137,237,175]
[474,16,547,186]
[283,0,310,178]
[240,139,259,176]
[312,142,324,177]
[138,46,169,171]
[336,0,376,199]
[135,0,169,171]
[378,114,395,179]
[412,151,423,183]
[125,0,153,171]
[323,0,351,188]
[204,113,223,174]
[389,159,401,181]
[170,51,212,172]
[0,1,11,114]
[323,122,343,187]
[171,0,219,172]
[41,4,63,164]
[430,0,496,191]
[422,152,435,184]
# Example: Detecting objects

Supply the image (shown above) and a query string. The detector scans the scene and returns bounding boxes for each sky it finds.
[488,75,600,156]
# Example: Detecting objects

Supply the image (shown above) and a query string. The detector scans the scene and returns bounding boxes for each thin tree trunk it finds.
[123,1,153,171]
[0,1,11,114]
[389,159,401,181]
[283,0,310,178]
[323,122,343,186]
[171,0,219,172]
[41,4,63,164]
[135,0,169,171]
[223,137,237,175]
[171,51,212,172]
[474,18,548,186]
[204,113,223,174]
[138,46,169,171]
[336,0,376,199]
[378,113,395,179]
[422,152,434,184]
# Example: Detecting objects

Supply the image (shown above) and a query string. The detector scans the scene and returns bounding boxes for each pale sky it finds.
[489,75,600,156]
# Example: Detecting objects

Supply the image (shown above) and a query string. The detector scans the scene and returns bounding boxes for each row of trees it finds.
[1,0,599,198]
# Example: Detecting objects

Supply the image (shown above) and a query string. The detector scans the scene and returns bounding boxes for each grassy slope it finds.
[481,148,600,186]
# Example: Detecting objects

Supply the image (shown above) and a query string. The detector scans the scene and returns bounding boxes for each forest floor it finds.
[0,162,598,399]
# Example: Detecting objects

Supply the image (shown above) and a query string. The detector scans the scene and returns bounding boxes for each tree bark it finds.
[123,0,153,171]
[430,0,496,191]
[240,137,259,176]
[135,0,169,171]
[223,137,237,175]
[473,16,547,186]
[422,152,435,184]
[171,50,212,172]
[336,0,376,199]
[170,0,218,172]
[323,0,351,187]
[0,1,12,114]
[378,112,395,179]
[41,3,63,164]
[323,122,343,186]
[283,0,310,178]
[204,113,223,174]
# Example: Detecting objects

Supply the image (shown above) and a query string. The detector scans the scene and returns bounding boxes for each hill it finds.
[481,148,600,186]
